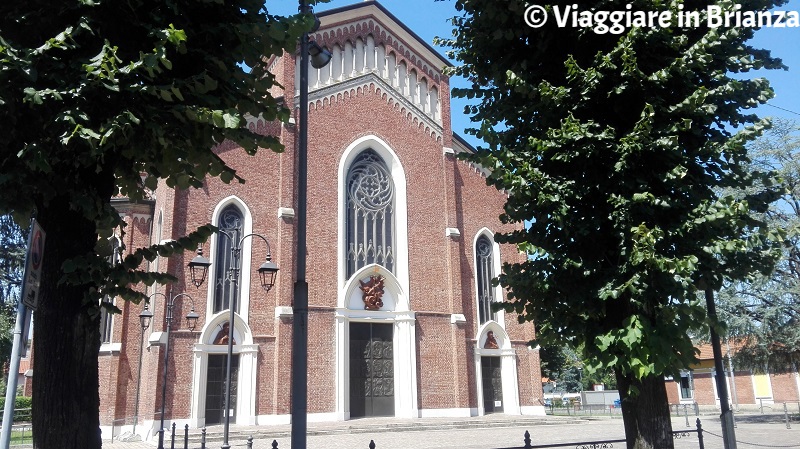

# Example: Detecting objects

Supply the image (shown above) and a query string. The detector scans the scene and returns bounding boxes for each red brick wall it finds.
[416,313,460,410]
[771,372,800,402]
[732,371,756,405]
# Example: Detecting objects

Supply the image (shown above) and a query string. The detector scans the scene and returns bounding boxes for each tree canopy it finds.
[1,1,309,447]
[440,0,787,447]
[717,118,800,372]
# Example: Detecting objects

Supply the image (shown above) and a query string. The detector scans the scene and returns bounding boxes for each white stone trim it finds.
[275,306,293,319]
[255,412,339,425]
[207,196,254,323]
[474,323,520,416]
[256,414,291,426]
[98,342,122,354]
[445,227,461,238]
[794,364,800,400]
[519,405,547,416]
[277,207,295,219]
[443,146,455,155]
[418,407,473,418]
[148,331,166,347]
[189,311,258,428]
[450,314,466,324]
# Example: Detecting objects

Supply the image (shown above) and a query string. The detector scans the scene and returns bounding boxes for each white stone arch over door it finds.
[189,311,259,428]
[474,322,520,416]
[334,264,418,420]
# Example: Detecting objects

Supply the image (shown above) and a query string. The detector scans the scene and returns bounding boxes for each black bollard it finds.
[696,418,704,449]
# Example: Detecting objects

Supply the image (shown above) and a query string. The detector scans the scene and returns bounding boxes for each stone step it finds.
[176,416,589,445]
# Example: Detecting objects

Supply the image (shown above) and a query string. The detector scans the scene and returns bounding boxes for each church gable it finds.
[293,1,448,141]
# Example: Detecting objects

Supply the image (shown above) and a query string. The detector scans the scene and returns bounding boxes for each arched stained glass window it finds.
[346,150,395,278]
[214,205,243,313]
[476,235,496,324]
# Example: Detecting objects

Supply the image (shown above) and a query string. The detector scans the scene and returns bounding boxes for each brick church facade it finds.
[98,1,545,440]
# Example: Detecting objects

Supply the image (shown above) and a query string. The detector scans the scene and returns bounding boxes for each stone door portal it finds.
[350,322,394,417]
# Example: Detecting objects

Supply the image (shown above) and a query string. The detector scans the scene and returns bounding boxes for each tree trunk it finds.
[616,369,674,449]
[32,197,103,449]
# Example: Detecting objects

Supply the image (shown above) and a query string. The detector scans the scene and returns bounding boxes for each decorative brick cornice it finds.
[297,72,443,143]
[314,17,443,84]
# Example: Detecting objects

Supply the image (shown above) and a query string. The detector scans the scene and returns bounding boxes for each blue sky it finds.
[270,0,800,149]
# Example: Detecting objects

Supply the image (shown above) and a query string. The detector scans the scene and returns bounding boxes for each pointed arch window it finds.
[100,236,121,343]
[476,235,497,324]
[214,205,243,313]
[346,149,395,279]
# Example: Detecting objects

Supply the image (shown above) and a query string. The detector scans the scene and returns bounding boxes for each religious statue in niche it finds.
[359,275,385,310]
[213,322,236,346]
[484,331,499,349]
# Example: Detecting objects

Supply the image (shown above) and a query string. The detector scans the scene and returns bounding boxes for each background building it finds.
[665,343,800,410]
[98,1,544,440]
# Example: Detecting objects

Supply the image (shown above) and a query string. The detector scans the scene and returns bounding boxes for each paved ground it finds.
[99,413,798,449]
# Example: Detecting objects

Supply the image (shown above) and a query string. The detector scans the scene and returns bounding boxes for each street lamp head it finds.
[139,302,154,331]
[185,309,200,331]
[188,246,212,288]
[309,41,332,69]
[258,256,279,292]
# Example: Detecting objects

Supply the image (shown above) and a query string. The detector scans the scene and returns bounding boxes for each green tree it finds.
[440,1,786,447]
[0,215,27,305]
[542,344,617,392]
[0,216,27,371]
[0,1,310,447]
[717,118,800,372]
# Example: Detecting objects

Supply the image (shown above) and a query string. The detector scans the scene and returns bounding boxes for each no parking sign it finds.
[22,220,46,310]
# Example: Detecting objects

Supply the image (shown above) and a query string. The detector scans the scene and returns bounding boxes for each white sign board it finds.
[22,221,46,310]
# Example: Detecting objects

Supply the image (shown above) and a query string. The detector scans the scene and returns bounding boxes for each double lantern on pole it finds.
[139,237,277,449]
[187,233,278,449]
[143,290,200,449]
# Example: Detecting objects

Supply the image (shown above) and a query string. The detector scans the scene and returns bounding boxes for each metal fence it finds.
[0,408,33,447]
[163,419,706,449]
[545,403,623,417]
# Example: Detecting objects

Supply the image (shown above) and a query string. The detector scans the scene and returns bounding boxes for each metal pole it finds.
[291,2,311,449]
[726,339,739,411]
[705,288,737,449]
[0,301,27,449]
[222,237,239,449]
[158,295,175,449]
[132,317,146,437]
[0,218,36,449]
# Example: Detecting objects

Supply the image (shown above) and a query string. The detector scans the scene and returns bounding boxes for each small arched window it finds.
[214,205,244,313]
[100,237,121,343]
[346,150,395,279]
[476,235,496,324]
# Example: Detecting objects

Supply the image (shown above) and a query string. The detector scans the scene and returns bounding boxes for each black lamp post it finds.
[293,3,331,449]
[192,233,277,449]
[151,291,201,449]
[131,301,154,439]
